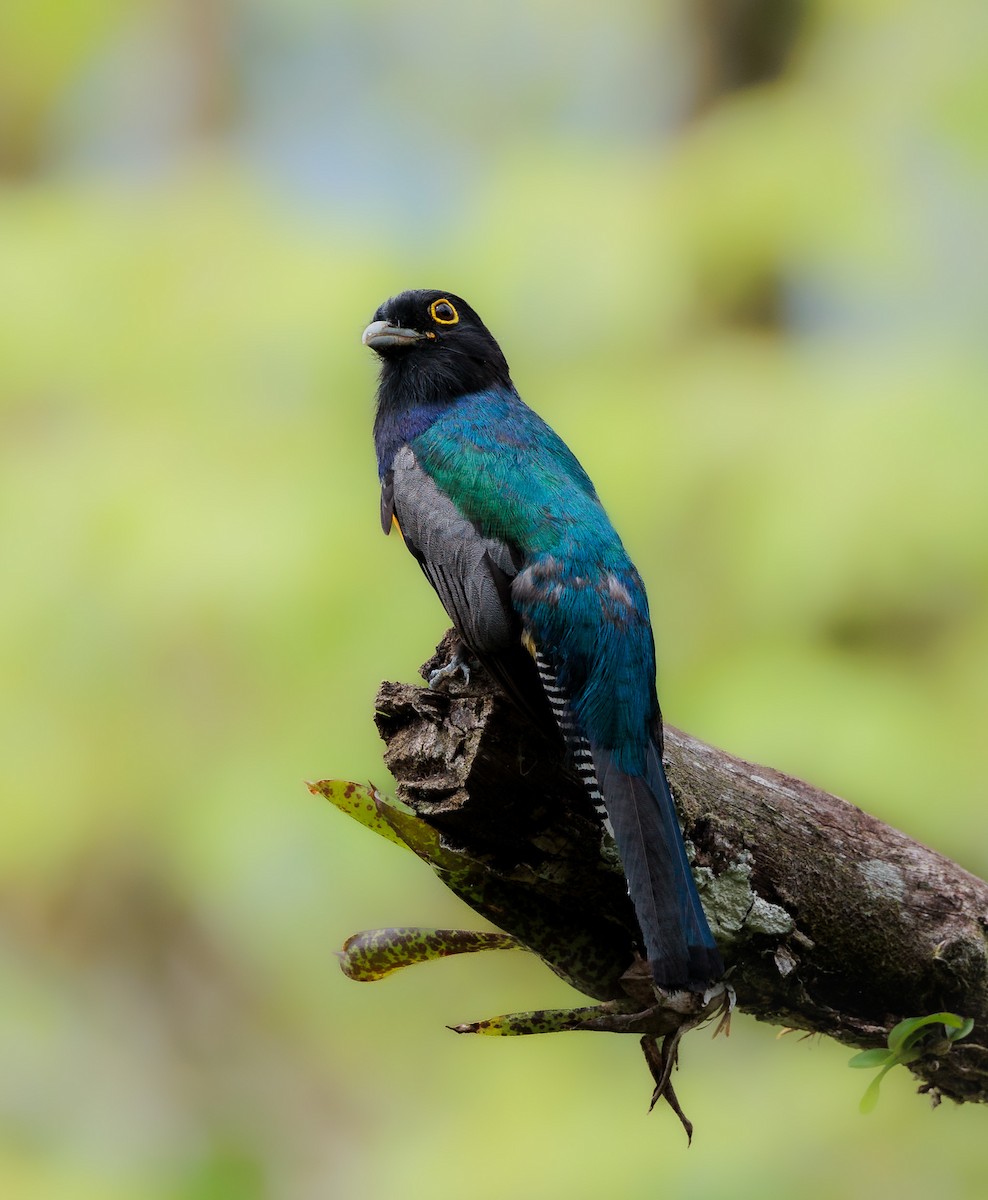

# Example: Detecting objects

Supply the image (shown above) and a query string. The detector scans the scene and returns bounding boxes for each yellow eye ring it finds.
[429,298,459,325]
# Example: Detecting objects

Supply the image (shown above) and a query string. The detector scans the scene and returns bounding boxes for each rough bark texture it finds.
[375,633,988,1106]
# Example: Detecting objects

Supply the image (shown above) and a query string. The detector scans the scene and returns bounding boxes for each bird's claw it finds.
[703,980,736,1038]
[428,650,471,690]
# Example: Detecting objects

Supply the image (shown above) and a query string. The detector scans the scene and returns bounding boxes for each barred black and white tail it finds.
[535,651,722,991]
[533,651,612,832]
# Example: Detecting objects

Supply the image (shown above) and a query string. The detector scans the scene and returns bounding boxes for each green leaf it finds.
[948,1017,975,1042]
[449,1004,626,1037]
[447,996,680,1037]
[308,779,409,849]
[859,1067,893,1114]
[887,1011,964,1056]
[850,1010,974,1112]
[339,927,522,981]
[848,1048,893,1069]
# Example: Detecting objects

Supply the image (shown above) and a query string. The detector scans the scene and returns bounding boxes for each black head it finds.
[362,289,512,408]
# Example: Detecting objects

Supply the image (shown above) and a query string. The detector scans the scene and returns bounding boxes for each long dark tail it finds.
[595,737,723,991]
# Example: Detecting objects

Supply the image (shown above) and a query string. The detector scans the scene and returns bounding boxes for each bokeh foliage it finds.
[1,1,987,1196]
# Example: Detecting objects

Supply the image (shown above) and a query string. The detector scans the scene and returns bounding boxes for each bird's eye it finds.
[429,298,459,325]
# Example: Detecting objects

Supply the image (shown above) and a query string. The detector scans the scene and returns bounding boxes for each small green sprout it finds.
[848,1012,974,1112]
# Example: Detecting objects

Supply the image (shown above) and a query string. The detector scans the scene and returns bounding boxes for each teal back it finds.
[412,387,658,773]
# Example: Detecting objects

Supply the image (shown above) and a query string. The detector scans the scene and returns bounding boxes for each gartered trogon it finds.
[363,289,723,991]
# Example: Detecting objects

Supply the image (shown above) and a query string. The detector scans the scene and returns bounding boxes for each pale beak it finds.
[362,320,427,349]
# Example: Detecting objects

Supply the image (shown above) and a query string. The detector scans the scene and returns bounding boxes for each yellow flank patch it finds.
[521,629,537,659]
[391,513,404,541]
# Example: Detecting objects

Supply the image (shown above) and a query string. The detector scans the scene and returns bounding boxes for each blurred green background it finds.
[2,1,987,1196]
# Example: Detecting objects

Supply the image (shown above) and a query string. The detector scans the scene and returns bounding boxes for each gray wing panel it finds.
[380,469,395,534]
[389,445,521,655]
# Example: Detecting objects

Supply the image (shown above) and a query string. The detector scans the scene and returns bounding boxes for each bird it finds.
[362,288,723,992]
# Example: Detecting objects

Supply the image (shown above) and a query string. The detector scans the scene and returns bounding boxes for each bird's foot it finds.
[641,1030,694,1142]
[428,647,471,690]
[705,980,736,1038]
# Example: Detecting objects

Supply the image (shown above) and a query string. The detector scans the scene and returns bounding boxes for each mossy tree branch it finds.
[368,633,988,1106]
